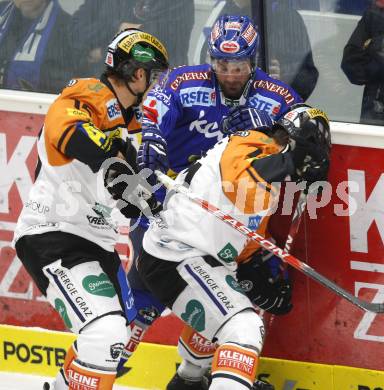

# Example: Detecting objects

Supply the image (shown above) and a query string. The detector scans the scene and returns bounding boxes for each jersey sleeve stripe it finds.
[57,125,75,153]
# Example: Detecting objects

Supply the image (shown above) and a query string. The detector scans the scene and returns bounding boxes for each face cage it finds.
[282,117,331,156]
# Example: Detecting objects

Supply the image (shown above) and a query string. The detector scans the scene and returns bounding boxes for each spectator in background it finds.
[197,0,318,100]
[0,0,73,94]
[266,0,319,101]
[336,0,371,15]
[341,0,384,125]
[71,0,194,77]
[289,0,320,10]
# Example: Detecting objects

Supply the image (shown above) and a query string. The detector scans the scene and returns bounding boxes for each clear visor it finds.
[211,58,252,75]
[149,68,168,85]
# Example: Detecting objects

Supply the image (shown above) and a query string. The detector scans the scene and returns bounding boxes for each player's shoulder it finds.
[228,130,279,149]
[59,78,112,101]
[47,78,117,122]
[250,68,301,105]
[161,64,213,92]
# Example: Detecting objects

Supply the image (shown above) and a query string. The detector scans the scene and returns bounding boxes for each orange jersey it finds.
[44,77,142,163]
[220,131,283,263]
[14,77,141,251]
[143,130,287,269]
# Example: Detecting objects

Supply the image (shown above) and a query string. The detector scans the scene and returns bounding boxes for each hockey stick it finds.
[266,187,309,325]
[284,188,308,254]
[155,171,384,314]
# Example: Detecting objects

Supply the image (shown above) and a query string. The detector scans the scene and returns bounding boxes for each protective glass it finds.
[211,58,252,76]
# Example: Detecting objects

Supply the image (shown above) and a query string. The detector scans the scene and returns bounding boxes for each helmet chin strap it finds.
[124,80,144,105]
[124,69,152,105]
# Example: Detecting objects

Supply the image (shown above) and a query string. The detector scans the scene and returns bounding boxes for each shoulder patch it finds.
[87,82,105,93]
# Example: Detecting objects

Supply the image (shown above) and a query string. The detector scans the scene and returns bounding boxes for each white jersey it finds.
[13,78,141,251]
[14,134,118,251]
[143,131,284,270]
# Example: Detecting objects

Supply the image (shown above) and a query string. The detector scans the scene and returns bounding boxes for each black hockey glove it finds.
[368,33,384,65]
[221,106,274,135]
[237,250,293,315]
[104,137,138,201]
[289,137,330,183]
[274,104,331,184]
[104,138,161,219]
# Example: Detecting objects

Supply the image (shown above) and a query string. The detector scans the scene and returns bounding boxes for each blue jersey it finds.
[142,63,302,175]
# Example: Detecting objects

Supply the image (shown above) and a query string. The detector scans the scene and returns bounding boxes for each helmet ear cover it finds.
[277,104,331,159]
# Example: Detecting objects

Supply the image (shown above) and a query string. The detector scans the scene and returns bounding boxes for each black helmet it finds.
[277,103,331,159]
[105,28,169,82]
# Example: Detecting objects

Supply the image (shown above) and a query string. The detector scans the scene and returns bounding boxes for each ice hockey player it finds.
[120,14,303,376]
[137,104,331,390]
[12,28,169,390]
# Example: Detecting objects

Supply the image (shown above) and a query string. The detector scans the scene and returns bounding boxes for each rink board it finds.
[0,325,383,390]
[1,108,384,371]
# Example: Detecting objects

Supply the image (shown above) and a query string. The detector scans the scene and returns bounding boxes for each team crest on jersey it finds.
[106,99,122,120]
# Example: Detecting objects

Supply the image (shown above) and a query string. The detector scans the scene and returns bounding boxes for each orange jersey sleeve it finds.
[220,131,282,214]
[43,78,132,167]
[220,131,286,263]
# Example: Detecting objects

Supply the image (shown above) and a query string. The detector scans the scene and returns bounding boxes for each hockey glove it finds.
[237,250,293,315]
[221,106,274,135]
[289,137,330,183]
[368,33,384,65]
[137,125,168,185]
[104,137,138,201]
[104,138,161,219]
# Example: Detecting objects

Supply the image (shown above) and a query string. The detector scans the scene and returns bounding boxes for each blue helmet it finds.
[208,15,259,60]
